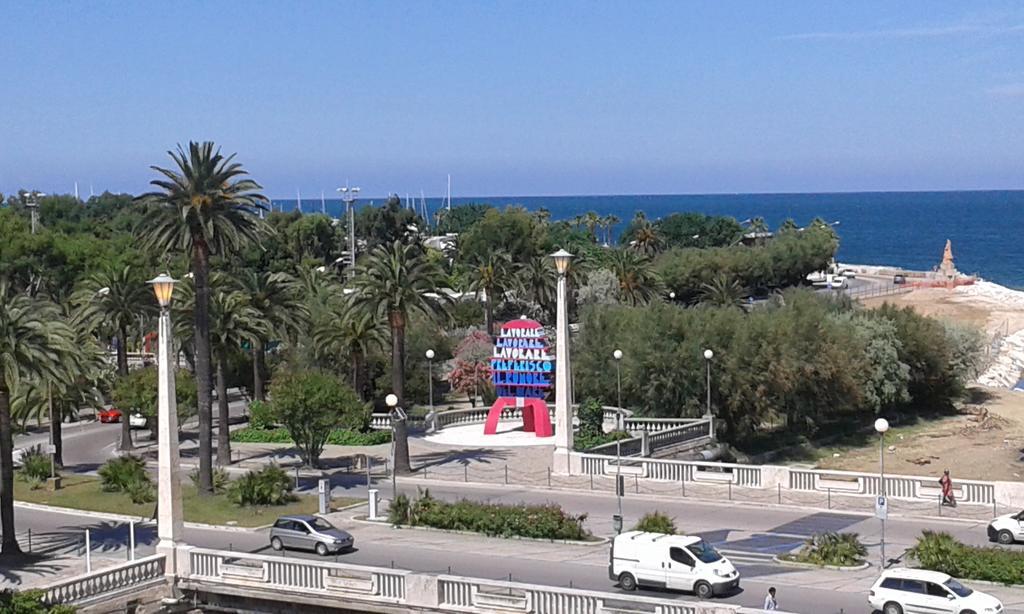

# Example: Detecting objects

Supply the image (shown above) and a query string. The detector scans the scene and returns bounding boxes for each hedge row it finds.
[389,490,590,541]
[230,427,391,446]
[909,531,1024,585]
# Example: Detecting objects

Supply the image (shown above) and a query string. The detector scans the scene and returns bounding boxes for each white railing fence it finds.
[40,554,165,606]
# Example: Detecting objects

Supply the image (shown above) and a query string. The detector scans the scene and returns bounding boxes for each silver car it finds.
[269,514,354,556]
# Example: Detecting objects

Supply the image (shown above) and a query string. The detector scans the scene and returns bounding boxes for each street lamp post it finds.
[337,185,360,274]
[385,394,406,501]
[551,249,574,474]
[148,273,183,576]
[613,349,623,427]
[703,349,714,439]
[875,418,889,570]
[425,349,435,413]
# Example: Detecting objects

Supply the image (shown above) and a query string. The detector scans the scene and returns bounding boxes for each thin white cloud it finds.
[987,83,1024,97]
[779,21,1024,42]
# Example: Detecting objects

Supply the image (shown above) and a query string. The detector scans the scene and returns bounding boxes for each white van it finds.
[609,531,740,599]
[988,509,1024,544]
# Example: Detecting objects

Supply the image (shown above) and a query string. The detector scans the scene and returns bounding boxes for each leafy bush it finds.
[98,455,153,503]
[908,531,1024,585]
[0,589,76,614]
[573,430,631,451]
[248,400,277,430]
[787,532,867,567]
[228,464,294,507]
[230,427,390,446]
[577,398,605,435]
[388,493,410,526]
[269,372,368,467]
[17,445,53,483]
[190,467,230,494]
[633,511,677,535]
[391,489,589,541]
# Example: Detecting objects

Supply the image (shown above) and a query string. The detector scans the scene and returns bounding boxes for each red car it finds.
[97,408,123,423]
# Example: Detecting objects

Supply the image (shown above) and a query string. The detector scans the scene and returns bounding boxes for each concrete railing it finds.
[588,419,713,458]
[182,547,785,614]
[788,467,997,505]
[41,554,165,606]
[370,404,644,433]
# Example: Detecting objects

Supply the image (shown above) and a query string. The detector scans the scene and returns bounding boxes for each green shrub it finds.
[0,589,77,613]
[573,430,631,451]
[788,532,867,567]
[230,427,389,446]
[17,445,53,483]
[908,531,1024,585]
[388,493,410,526]
[577,398,605,436]
[392,489,589,541]
[248,400,277,430]
[190,467,230,494]
[98,455,152,502]
[634,511,677,534]
[228,464,294,507]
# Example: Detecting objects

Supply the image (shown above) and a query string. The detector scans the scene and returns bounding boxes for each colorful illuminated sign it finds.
[483,318,555,437]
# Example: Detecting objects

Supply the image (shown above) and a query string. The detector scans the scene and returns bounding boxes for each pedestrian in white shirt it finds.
[763,587,778,610]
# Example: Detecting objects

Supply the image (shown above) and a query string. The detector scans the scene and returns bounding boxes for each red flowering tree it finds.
[450,330,493,406]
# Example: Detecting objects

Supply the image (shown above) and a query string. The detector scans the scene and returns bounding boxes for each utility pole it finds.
[25,192,44,234]
[338,184,360,274]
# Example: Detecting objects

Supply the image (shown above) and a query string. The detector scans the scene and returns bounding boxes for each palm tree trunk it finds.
[0,385,23,556]
[193,242,215,494]
[52,401,63,467]
[216,352,231,466]
[118,325,132,451]
[483,292,494,339]
[252,339,266,402]
[352,350,366,401]
[389,313,412,474]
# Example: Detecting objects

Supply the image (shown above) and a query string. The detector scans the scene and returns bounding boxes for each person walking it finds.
[939,469,957,507]
[763,586,778,610]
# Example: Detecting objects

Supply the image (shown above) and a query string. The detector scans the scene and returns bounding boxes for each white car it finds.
[988,509,1024,545]
[609,531,739,599]
[868,568,1002,614]
[129,413,148,429]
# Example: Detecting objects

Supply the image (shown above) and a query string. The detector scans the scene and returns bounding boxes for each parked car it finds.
[839,268,857,279]
[988,509,1024,544]
[868,568,1003,614]
[609,531,739,599]
[129,412,148,429]
[97,408,123,423]
[894,274,907,285]
[829,275,848,289]
[269,515,354,556]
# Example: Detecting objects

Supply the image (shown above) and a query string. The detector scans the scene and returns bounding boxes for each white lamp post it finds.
[425,349,435,413]
[385,393,405,500]
[875,417,889,570]
[551,249,574,473]
[703,349,714,438]
[148,273,182,575]
[612,349,624,427]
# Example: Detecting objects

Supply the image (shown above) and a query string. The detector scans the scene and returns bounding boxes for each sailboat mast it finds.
[321,190,326,214]
[446,174,451,211]
[296,189,302,213]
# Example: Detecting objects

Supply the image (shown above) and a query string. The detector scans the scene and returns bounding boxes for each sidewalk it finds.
[0,554,125,591]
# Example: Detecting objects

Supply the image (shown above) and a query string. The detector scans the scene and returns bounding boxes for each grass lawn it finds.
[14,475,361,527]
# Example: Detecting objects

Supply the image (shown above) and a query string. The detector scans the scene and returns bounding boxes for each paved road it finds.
[12,481,1024,614]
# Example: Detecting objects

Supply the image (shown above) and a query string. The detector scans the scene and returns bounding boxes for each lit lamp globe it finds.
[550,248,574,274]
[613,349,623,361]
[703,349,714,361]
[874,418,889,434]
[147,273,177,307]
[425,349,435,360]
[385,394,399,408]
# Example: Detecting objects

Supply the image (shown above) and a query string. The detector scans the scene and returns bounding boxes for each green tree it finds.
[137,141,268,494]
[349,240,450,473]
[238,270,307,402]
[269,372,366,468]
[459,207,543,266]
[71,265,156,450]
[699,273,746,308]
[623,212,664,255]
[464,252,517,337]
[608,250,663,306]
[312,300,387,401]
[434,203,494,234]
[518,255,557,319]
[111,367,198,439]
[0,283,74,556]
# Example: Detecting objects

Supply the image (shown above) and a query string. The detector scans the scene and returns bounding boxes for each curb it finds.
[349,514,609,547]
[772,555,871,571]
[395,475,994,527]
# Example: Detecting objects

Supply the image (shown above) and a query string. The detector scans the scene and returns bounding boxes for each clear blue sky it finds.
[2,1,1023,198]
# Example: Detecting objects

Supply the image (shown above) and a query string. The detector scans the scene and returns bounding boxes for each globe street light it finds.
[147,273,182,574]
[703,349,714,438]
[425,349,436,414]
[875,417,890,570]
[612,348,624,530]
[550,249,574,473]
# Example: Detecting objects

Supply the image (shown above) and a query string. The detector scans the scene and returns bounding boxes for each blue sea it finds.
[272,190,1024,289]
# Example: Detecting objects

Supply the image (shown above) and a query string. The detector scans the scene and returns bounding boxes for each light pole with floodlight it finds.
[25,192,45,235]
[551,249,574,473]
[148,273,183,575]
[875,417,889,570]
[337,185,360,274]
[703,349,714,438]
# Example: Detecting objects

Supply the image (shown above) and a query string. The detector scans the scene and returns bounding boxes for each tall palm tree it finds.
[208,287,267,465]
[602,214,621,246]
[349,240,450,473]
[518,256,557,319]
[582,211,601,241]
[72,265,155,450]
[238,270,306,401]
[0,282,74,556]
[312,299,387,400]
[464,252,516,337]
[627,212,664,256]
[608,250,664,306]
[700,273,746,308]
[137,141,268,494]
